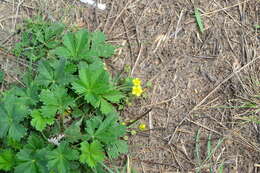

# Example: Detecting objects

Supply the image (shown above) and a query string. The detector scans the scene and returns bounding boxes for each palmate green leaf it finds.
[11,83,39,107]
[36,58,74,87]
[53,29,115,63]
[53,30,90,60]
[15,148,48,173]
[31,110,54,131]
[47,142,79,173]
[75,29,89,56]
[72,63,124,115]
[40,87,75,118]
[6,138,23,150]
[79,141,105,168]
[24,135,45,152]
[15,135,49,173]
[0,95,28,141]
[89,31,115,58]
[106,140,128,159]
[0,149,16,171]
[85,114,126,144]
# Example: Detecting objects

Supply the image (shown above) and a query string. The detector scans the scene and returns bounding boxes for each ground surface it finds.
[0,0,260,172]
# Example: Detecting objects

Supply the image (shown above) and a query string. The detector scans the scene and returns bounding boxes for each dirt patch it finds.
[0,0,260,172]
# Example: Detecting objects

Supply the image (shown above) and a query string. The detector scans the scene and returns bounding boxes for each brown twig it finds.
[126,108,153,127]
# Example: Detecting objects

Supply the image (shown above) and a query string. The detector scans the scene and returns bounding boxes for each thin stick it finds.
[126,108,152,127]
[201,0,250,16]
[13,0,25,32]
[141,93,179,109]
[174,9,184,40]
[103,0,115,32]
[2,0,34,9]
[131,44,143,76]
[108,1,131,34]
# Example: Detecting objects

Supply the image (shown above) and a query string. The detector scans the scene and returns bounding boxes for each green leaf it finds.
[0,149,16,171]
[36,31,44,43]
[52,47,71,58]
[89,31,115,58]
[85,114,126,144]
[15,148,48,173]
[53,29,114,62]
[36,58,74,87]
[31,110,54,131]
[63,32,76,56]
[74,29,90,56]
[15,134,49,173]
[100,99,115,115]
[46,41,60,49]
[64,118,83,143]
[6,138,23,150]
[53,29,90,60]
[40,87,75,118]
[24,135,45,152]
[0,71,4,83]
[36,60,54,86]
[102,90,124,103]
[12,83,39,107]
[72,63,124,114]
[44,23,64,41]
[195,8,204,33]
[255,24,260,29]
[106,140,128,159]
[47,142,79,173]
[12,17,62,62]
[79,141,105,168]
[0,95,28,140]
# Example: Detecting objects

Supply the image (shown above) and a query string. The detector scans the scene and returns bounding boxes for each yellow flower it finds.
[132,86,143,97]
[132,78,141,86]
[138,123,146,131]
[121,122,126,126]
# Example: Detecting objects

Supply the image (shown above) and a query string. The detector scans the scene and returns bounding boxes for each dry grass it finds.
[0,0,260,172]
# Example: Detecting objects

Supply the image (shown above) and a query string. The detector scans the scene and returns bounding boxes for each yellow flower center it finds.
[132,86,143,97]
[132,78,141,86]
[139,123,146,131]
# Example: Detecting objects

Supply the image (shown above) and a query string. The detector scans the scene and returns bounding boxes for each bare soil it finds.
[0,0,260,172]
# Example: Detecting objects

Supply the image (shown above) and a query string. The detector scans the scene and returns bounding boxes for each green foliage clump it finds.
[13,16,65,62]
[0,17,128,173]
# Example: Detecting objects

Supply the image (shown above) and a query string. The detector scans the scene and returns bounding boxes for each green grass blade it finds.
[195,129,201,173]
[207,134,214,173]
[101,162,115,173]
[0,71,4,83]
[207,134,212,158]
[218,162,224,173]
[194,8,204,33]
[204,138,224,163]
